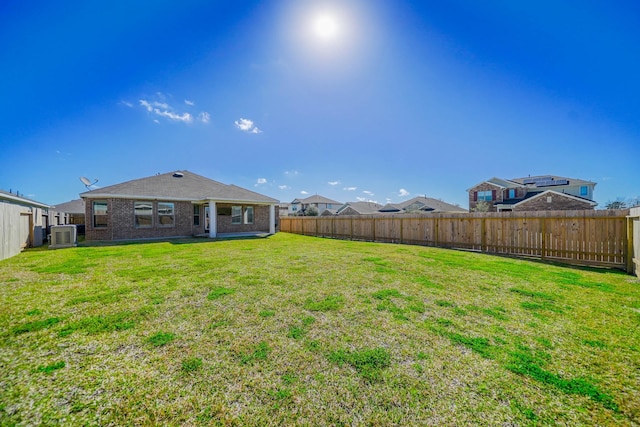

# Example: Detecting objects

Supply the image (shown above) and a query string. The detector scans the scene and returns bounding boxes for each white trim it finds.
[0,193,49,208]
[208,201,217,238]
[269,204,275,234]
[504,190,597,208]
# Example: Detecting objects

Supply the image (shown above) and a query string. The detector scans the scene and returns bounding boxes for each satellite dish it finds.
[80,176,99,189]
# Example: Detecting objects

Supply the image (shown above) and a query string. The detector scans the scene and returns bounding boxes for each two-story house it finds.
[289,195,341,216]
[468,175,597,212]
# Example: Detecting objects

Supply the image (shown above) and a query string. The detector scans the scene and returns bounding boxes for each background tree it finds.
[472,201,491,212]
[305,206,319,216]
[605,200,627,210]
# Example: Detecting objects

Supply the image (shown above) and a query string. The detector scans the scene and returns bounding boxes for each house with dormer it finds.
[467,175,597,212]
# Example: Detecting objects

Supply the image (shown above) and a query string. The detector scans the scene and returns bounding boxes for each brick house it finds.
[81,171,278,241]
[468,175,597,212]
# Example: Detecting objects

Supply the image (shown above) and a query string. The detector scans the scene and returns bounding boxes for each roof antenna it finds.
[80,176,99,189]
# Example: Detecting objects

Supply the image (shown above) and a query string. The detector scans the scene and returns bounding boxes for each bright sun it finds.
[313,13,339,40]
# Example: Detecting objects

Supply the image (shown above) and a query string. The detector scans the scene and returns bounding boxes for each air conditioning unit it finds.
[49,225,78,249]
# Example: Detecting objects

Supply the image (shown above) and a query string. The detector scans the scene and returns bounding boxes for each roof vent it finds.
[172,172,184,178]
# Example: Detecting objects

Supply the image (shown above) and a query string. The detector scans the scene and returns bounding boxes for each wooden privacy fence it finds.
[280,209,636,273]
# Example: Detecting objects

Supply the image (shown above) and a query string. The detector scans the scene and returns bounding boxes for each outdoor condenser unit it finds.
[49,224,78,249]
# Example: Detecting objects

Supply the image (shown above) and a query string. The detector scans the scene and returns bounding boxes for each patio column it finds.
[269,204,275,234]
[209,201,217,238]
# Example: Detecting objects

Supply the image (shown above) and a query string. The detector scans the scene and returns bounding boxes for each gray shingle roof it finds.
[398,196,466,212]
[293,195,341,205]
[80,170,278,204]
[52,199,85,214]
[510,175,596,187]
[337,201,384,215]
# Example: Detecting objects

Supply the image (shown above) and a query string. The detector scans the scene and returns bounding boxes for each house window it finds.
[158,202,174,227]
[93,201,107,228]
[580,186,588,196]
[508,189,516,199]
[193,205,200,226]
[292,206,297,212]
[231,206,242,224]
[327,204,333,209]
[134,201,153,228]
[477,190,493,202]
[244,206,254,224]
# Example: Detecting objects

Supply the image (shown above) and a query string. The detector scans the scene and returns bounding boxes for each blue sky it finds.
[1,0,639,208]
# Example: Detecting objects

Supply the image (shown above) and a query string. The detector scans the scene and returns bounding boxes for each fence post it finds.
[435,217,439,246]
[400,217,404,244]
[301,217,305,236]
[540,217,546,261]
[372,217,376,242]
[627,215,634,274]
[481,216,486,252]
[350,216,353,240]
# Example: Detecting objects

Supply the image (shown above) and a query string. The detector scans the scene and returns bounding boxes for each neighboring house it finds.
[320,208,338,216]
[380,196,467,214]
[468,175,597,212]
[277,203,291,217]
[0,190,49,260]
[330,197,465,216]
[290,195,341,216]
[52,199,86,233]
[80,170,279,241]
[336,202,384,215]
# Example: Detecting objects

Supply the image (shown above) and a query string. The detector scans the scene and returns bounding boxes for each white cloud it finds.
[139,98,195,124]
[155,109,193,123]
[198,112,210,123]
[184,99,195,106]
[356,197,366,202]
[256,178,267,185]
[328,181,340,186]
[398,188,410,197]
[152,101,169,109]
[343,186,357,191]
[140,99,153,112]
[301,190,309,195]
[285,170,299,177]
[278,185,291,190]
[235,118,262,134]
[363,190,374,196]
[120,101,133,108]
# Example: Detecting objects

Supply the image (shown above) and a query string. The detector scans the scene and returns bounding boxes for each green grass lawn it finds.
[1,233,639,426]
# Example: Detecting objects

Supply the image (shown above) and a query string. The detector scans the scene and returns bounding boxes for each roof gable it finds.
[398,196,466,212]
[513,190,597,207]
[337,201,383,215]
